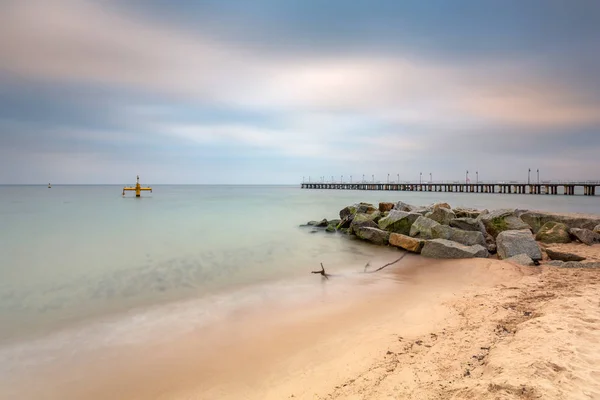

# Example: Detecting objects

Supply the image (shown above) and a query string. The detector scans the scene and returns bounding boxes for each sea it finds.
[1,184,599,396]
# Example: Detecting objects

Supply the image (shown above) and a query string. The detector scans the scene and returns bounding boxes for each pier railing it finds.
[300,181,599,196]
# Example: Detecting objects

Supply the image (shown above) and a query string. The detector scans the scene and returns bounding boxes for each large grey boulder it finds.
[545,248,586,262]
[355,227,390,245]
[431,225,487,247]
[378,210,421,235]
[409,216,441,239]
[450,217,486,234]
[426,207,456,225]
[421,239,489,259]
[478,209,530,238]
[535,222,571,244]
[520,211,600,234]
[496,230,542,260]
[349,214,379,235]
[505,254,535,266]
[569,228,600,246]
[394,201,416,212]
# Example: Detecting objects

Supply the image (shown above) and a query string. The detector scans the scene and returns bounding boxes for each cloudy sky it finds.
[1,0,599,184]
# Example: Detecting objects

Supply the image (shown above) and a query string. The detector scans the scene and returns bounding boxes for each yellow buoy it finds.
[122,175,152,197]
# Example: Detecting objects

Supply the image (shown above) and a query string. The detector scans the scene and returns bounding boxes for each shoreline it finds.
[5,257,599,399]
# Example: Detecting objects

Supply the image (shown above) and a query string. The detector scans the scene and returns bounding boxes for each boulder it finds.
[337,217,352,229]
[594,224,600,234]
[450,217,486,234]
[389,233,425,253]
[339,203,377,220]
[349,214,379,235]
[325,219,341,233]
[545,248,586,262]
[520,211,600,234]
[409,216,441,239]
[485,234,497,253]
[496,230,542,260]
[505,254,535,266]
[394,201,416,212]
[426,207,456,225]
[454,208,482,219]
[545,260,600,268]
[315,219,329,227]
[379,202,394,212]
[421,239,488,259]
[569,228,600,246]
[478,209,530,238]
[431,225,487,247]
[355,227,390,245]
[432,202,452,210]
[378,210,421,235]
[535,222,571,244]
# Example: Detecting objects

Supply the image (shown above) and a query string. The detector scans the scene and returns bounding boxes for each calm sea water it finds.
[1,185,599,349]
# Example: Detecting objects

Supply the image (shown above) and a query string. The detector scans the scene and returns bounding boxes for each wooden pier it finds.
[300,182,599,196]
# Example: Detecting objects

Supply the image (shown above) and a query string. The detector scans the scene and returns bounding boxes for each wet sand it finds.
[4,251,600,399]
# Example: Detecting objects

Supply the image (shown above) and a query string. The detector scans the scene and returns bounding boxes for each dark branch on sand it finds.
[365,253,408,273]
[311,263,330,279]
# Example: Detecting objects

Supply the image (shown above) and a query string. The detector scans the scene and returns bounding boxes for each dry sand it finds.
[7,252,600,400]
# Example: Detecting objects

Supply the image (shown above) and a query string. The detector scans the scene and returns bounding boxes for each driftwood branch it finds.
[311,263,330,279]
[365,253,408,273]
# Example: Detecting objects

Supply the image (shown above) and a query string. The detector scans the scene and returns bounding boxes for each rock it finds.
[328,219,341,227]
[306,221,319,226]
[412,207,431,216]
[339,205,358,220]
[535,222,571,244]
[325,224,336,233]
[379,202,394,212]
[426,207,456,225]
[569,228,600,246]
[594,224,600,234]
[394,201,416,212]
[355,227,390,245]
[478,209,530,238]
[409,216,441,239]
[485,234,497,253]
[337,217,351,229]
[315,219,329,227]
[505,254,535,266]
[431,225,487,247]
[545,248,586,262]
[378,210,421,235]
[432,202,452,210]
[496,230,542,260]
[349,214,379,235]
[339,203,377,220]
[454,208,482,219]
[421,239,489,259]
[546,261,600,268]
[450,217,486,234]
[520,211,600,233]
[389,233,425,253]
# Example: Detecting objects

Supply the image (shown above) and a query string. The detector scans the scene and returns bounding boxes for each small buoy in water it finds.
[48,183,51,188]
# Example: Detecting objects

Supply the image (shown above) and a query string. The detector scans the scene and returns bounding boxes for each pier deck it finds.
[300,182,599,196]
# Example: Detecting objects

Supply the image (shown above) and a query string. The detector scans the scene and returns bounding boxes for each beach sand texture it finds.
[10,252,599,400]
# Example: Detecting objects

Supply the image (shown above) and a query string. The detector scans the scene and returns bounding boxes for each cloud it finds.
[0,0,599,183]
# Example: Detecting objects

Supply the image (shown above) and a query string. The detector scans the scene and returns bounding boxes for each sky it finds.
[0,0,599,184]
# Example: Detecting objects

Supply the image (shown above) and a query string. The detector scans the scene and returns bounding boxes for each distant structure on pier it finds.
[122,175,152,197]
[301,181,598,196]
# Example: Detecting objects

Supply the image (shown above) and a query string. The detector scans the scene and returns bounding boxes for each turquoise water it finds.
[1,184,599,346]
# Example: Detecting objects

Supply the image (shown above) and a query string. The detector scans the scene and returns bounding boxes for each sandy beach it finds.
[7,247,599,400]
